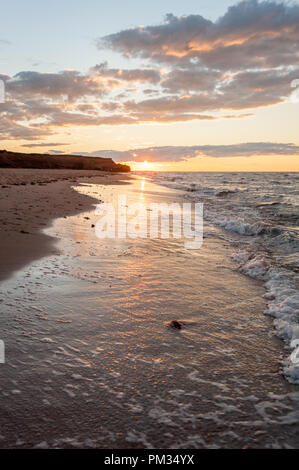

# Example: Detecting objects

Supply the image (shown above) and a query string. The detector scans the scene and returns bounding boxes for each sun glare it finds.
[130,160,157,171]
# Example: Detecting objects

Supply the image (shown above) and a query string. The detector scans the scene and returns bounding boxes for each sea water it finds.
[0,175,298,448]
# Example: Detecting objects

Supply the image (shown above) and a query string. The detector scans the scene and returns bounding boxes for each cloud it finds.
[21,142,69,148]
[0,70,139,140]
[1,1,299,142]
[77,142,299,162]
[7,70,107,101]
[91,62,161,84]
[0,74,250,142]
[0,39,11,46]
[100,0,299,70]
[161,69,222,93]
[0,115,53,141]
[93,1,299,121]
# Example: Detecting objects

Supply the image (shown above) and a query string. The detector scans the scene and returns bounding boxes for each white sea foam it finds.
[147,172,299,385]
[234,249,299,384]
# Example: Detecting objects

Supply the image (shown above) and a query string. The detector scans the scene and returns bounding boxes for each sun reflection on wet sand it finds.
[0,177,297,448]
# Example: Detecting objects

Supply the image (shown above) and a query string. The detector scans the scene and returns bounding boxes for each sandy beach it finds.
[0,171,298,449]
[0,169,130,282]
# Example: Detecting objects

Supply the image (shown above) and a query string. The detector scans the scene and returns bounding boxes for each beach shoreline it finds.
[0,171,298,448]
[0,168,131,282]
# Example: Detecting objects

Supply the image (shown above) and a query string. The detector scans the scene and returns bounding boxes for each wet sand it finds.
[0,169,130,282]
[0,176,298,448]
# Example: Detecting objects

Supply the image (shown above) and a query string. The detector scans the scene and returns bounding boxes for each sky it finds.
[1,0,299,171]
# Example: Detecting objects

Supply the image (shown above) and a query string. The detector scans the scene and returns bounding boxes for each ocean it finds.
[0,173,298,448]
[144,172,299,384]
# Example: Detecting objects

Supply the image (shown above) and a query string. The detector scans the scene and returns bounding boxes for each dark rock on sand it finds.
[170,320,182,330]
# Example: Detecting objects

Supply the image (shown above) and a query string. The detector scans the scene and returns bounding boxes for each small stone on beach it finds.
[170,320,182,330]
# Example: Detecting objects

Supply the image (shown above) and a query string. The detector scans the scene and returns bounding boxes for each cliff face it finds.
[0,150,130,173]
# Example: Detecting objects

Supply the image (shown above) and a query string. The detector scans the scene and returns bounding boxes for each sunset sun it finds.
[130,160,158,171]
